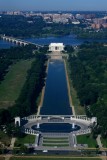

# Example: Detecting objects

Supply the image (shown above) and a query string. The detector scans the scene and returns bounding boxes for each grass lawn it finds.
[77,134,97,148]
[10,157,102,160]
[69,82,85,115]
[0,59,33,108]
[43,140,69,143]
[43,137,69,147]
[66,61,85,115]
[101,138,107,147]
[0,131,11,146]
[15,134,35,147]
[43,137,68,140]
[43,144,69,147]
[43,137,69,146]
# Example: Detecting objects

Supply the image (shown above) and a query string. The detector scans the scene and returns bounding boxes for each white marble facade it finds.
[49,43,64,52]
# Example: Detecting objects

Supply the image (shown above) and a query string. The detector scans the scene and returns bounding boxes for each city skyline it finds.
[0,0,107,11]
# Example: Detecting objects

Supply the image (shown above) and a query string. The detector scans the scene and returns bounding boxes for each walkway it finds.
[96,135,107,160]
[97,135,103,148]
[10,137,16,149]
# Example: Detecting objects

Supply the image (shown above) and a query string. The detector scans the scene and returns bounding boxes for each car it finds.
[54,146,57,148]
[21,153,25,155]
[43,150,48,153]
[33,152,37,155]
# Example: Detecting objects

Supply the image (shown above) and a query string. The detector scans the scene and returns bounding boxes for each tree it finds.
[20,145,28,154]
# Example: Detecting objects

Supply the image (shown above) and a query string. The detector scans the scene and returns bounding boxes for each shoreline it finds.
[64,59,76,116]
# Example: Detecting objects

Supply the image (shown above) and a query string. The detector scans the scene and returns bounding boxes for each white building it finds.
[49,43,65,52]
[72,20,80,25]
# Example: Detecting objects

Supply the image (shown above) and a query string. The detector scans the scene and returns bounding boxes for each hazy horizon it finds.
[0,10,107,12]
[0,0,107,11]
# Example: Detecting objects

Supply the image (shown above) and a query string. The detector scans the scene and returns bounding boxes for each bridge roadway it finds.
[1,35,43,47]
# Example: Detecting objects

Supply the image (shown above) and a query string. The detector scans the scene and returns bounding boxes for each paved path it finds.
[6,155,106,159]
[4,137,16,160]
[97,135,103,148]
[96,135,107,160]
[4,155,12,160]
[10,137,16,149]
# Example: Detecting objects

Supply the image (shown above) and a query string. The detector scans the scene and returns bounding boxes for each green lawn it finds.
[43,137,69,140]
[43,144,69,147]
[10,157,102,160]
[69,82,85,115]
[43,140,69,143]
[101,138,107,147]
[0,131,11,146]
[77,134,97,148]
[66,61,85,115]
[43,137,69,147]
[0,59,33,108]
[15,134,35,147]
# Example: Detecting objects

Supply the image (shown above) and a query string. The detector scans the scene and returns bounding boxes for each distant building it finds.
[72,20,80,25]
[84,14,95,19]
[91,23,96,29]
[91,23,107,29]
[96,24,102,29]
[53,18,68,24]
[93,18,106,24]
[102,23,107,28]
[91,23,102,29]
[49,43,65,52]
[76,14,84,20]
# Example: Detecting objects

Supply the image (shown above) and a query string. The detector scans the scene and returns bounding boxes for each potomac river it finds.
[1,34,107,48]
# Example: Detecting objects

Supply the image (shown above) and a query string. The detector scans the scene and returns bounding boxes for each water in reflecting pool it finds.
[32,123,80,133]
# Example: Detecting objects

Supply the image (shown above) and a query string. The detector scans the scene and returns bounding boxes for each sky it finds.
[0,0,107,11]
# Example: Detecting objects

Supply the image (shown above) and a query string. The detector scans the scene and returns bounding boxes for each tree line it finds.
[0,45,47,125]
[0,15,46,37]
[0,15,75,38]
[68,43,107,137]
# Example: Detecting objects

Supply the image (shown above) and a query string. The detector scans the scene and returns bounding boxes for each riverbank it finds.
[1,34,107,50]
